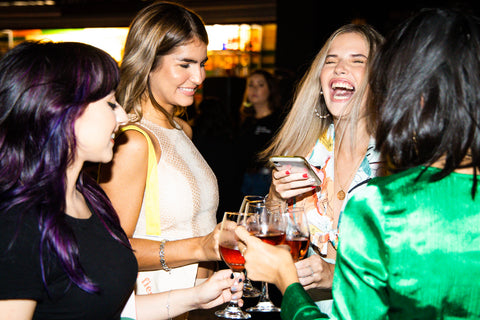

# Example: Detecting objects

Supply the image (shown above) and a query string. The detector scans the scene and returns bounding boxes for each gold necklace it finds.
[335,155,365,201]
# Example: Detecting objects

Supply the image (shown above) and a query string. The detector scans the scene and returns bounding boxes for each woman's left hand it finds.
[295,255,335,290]
[194,269,244,309]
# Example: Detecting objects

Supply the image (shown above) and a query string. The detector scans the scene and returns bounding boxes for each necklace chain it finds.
[334,155,364,201]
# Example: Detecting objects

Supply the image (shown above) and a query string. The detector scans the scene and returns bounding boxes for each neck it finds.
[142,99,175,128]
[65,162,90,219]
[335,118,369,160]
[430,155,477,175]
[253,103,271,119]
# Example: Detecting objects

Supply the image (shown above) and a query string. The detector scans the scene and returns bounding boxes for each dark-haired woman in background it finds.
[235,7,480,319]
[238,69,284,197]
[0,41,242,320]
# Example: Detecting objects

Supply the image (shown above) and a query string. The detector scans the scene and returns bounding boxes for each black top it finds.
[238,112,283,171]
[0,204,138,319]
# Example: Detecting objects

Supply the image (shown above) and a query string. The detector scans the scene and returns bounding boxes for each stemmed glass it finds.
[238,195,262,298]
[245,199,287,313]
[215,212,251,319]
[284,206,310,262]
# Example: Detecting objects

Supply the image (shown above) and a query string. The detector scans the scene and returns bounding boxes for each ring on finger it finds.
[309,266,314,277]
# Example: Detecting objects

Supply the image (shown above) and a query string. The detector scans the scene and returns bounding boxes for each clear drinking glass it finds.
[238,195,262,298]
[215,212,251,319]
[284,205,310,262]
[245,199,286,313]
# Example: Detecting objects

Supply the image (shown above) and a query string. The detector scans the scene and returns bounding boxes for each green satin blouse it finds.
[281,166,480,320]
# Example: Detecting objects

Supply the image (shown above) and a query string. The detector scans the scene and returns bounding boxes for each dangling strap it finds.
[121,125,161,236]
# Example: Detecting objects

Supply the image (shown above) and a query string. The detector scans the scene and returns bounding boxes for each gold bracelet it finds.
[159,240,171,272]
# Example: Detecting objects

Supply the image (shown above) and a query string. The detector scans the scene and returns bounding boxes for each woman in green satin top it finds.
[235,7,480,320]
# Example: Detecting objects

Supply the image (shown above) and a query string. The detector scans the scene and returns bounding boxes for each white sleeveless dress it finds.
[132,118,218,295]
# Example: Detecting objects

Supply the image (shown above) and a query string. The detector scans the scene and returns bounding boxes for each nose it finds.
[334,59,347,75]
[190,65,206,85]
[115,106,128,125]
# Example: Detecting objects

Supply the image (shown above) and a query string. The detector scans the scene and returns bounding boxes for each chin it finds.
[176,97,195,107]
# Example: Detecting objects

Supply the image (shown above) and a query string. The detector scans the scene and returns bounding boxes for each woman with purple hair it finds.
[0,41,242,319]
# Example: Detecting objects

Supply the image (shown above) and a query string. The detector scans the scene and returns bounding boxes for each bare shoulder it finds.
[175,117,193,139]
[98,126,149,184]
[118,127,150,155]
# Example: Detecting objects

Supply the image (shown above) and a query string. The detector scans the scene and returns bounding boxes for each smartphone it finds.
[269,156,322,186]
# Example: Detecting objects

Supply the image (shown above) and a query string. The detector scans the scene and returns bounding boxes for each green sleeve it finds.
[281,283,329,320]
[331,186,389,320]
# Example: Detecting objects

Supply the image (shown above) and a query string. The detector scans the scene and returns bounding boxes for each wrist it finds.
[275,255,299,294]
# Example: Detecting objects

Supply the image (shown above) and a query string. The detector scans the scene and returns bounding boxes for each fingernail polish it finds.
[303,173,308,178]
[239,278,243,283]
[230,273,235,279]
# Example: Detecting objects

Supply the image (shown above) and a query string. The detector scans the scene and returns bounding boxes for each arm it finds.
[331,189,388,319]
[135,269,242,320]
[0,300,36,320]
[234,227,328,320]
[99,130,220,271]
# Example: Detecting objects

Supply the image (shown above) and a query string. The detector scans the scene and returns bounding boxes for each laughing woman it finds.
[261,23,384,315]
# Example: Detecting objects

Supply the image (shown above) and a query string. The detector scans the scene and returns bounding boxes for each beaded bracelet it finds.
[159,240,171,272]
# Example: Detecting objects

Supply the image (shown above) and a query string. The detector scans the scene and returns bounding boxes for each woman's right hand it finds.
[199,223,221,261]
[270,167,318,200]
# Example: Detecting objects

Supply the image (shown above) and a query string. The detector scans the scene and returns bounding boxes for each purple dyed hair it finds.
[0,41,131,293]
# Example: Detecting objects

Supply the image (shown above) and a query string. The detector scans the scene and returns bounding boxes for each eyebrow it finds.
[326,53,368,58]
[178,57,209,64]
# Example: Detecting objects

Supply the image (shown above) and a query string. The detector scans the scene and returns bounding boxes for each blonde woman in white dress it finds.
[99,3,220,318]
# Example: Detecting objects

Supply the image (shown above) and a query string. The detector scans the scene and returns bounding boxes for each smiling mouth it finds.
[179,87,196,95]
[330,81,355,101]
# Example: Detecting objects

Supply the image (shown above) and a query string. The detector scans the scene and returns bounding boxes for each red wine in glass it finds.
[255,231,286,246]
[220,245,245,273]
[285,237,310,262]
[216,212,251,319]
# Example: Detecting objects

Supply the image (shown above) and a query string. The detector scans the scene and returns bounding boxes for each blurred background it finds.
[2,0,479,98]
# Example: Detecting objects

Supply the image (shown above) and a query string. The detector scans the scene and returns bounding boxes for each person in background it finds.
[260,23,384,315]
[0,41,243,320]
[236,7,480,319]
[238,69,284,197]
[98,2,221,312]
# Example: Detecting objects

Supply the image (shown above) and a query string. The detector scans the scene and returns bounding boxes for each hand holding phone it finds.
[269,156,322,186]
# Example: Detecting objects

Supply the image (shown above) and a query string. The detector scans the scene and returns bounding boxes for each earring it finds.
[314,107,330,119]
[412,130,419,155]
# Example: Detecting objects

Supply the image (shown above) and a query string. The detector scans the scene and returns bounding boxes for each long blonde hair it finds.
[261,24,383,160]
[117,1,208,127]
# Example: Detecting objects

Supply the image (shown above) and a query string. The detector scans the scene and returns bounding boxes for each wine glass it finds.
[284,206,310,262]
[215,212,251,319]
[245,199,286,313]
[238,195,262,298]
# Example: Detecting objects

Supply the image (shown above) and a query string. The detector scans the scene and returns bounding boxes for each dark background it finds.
[3,0,480,86]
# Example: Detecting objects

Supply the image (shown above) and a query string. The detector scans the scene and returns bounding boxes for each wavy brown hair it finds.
[117,1,208,127]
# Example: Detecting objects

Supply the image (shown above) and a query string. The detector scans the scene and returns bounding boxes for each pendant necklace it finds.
[335,155,364,201]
